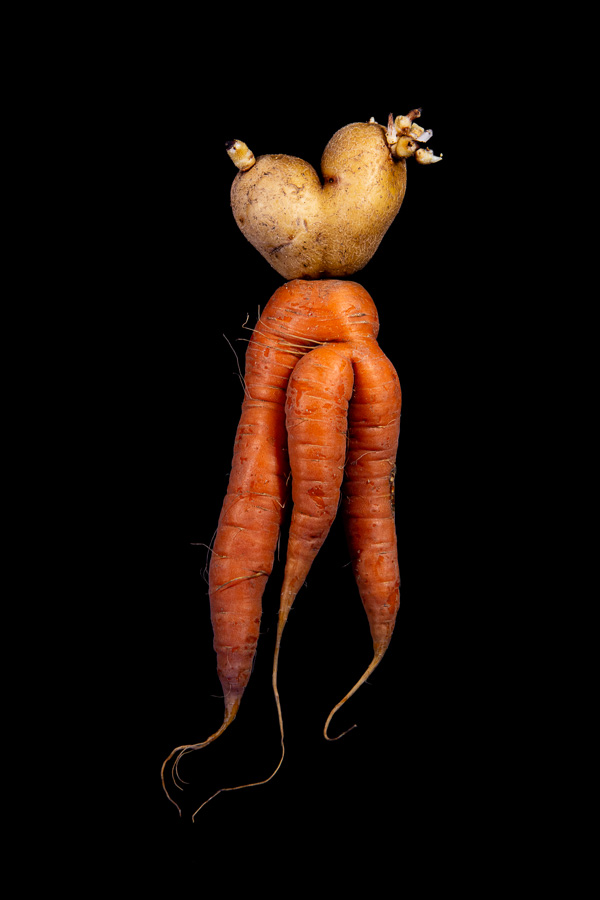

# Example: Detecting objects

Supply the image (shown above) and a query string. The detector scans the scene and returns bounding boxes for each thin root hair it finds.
[190,751,286,822]
[223,332,251,398]
[242,315,324,356]
[190,529,219,585]
[237,332,317,360]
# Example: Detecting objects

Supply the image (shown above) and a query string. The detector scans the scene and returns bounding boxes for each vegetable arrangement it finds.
[162,110,440,818]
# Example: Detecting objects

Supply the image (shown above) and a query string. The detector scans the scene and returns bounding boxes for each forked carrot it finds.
[161,279,402,813]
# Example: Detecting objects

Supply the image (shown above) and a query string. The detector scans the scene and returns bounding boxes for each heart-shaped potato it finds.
[227,114,438,280]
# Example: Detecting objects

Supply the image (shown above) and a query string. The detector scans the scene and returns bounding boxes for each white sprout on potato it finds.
[225,139,256,171]
[226,111,441,172]
[389,109,442,163]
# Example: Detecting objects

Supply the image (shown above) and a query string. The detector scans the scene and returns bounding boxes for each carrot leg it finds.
[209,400,288,713]
[324,341,402,739]
[161,324,301,812]
[268,346,354,765]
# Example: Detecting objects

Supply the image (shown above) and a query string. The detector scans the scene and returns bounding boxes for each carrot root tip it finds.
[324,722,357,742]
[322,648,387,742]
[160,698,241,814]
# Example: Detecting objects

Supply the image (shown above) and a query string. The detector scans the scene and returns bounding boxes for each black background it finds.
[81,55,508,863]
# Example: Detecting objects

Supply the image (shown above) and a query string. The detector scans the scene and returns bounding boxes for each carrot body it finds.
[207,399,288,716]
[210,280,379,713]
[325,341,401,737]
[273,337,401,742]
[343,343,401,654]
[278,346,354,620]
[162,279,401,811]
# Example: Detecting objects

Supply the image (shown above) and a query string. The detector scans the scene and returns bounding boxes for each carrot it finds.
[271,335,401,760]
[271,345,354,754]
[162,279,401,814]
[325,341,401,738]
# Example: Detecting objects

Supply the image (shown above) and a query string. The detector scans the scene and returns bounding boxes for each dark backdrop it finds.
[91,71,500,855]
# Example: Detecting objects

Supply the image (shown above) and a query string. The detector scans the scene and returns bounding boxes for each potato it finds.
[226,112,440,281]
[230,153,324,280]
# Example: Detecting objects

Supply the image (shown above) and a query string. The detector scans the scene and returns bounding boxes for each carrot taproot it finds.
[160,306,298,812]
[271,335,401,759]
[325,341,401,739]
[279,345,355,607]
[162,279,401,813]
[271,345,354,753]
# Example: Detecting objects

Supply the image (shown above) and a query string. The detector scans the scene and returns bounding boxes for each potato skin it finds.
[321,123,407,278]
[230,154,324,280]
[230,122,407,281]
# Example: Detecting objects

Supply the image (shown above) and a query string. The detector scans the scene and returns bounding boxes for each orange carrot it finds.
[161,279,401,813]
[271,345,354,751]
[271,336,401,758]
[326,341,401,738]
